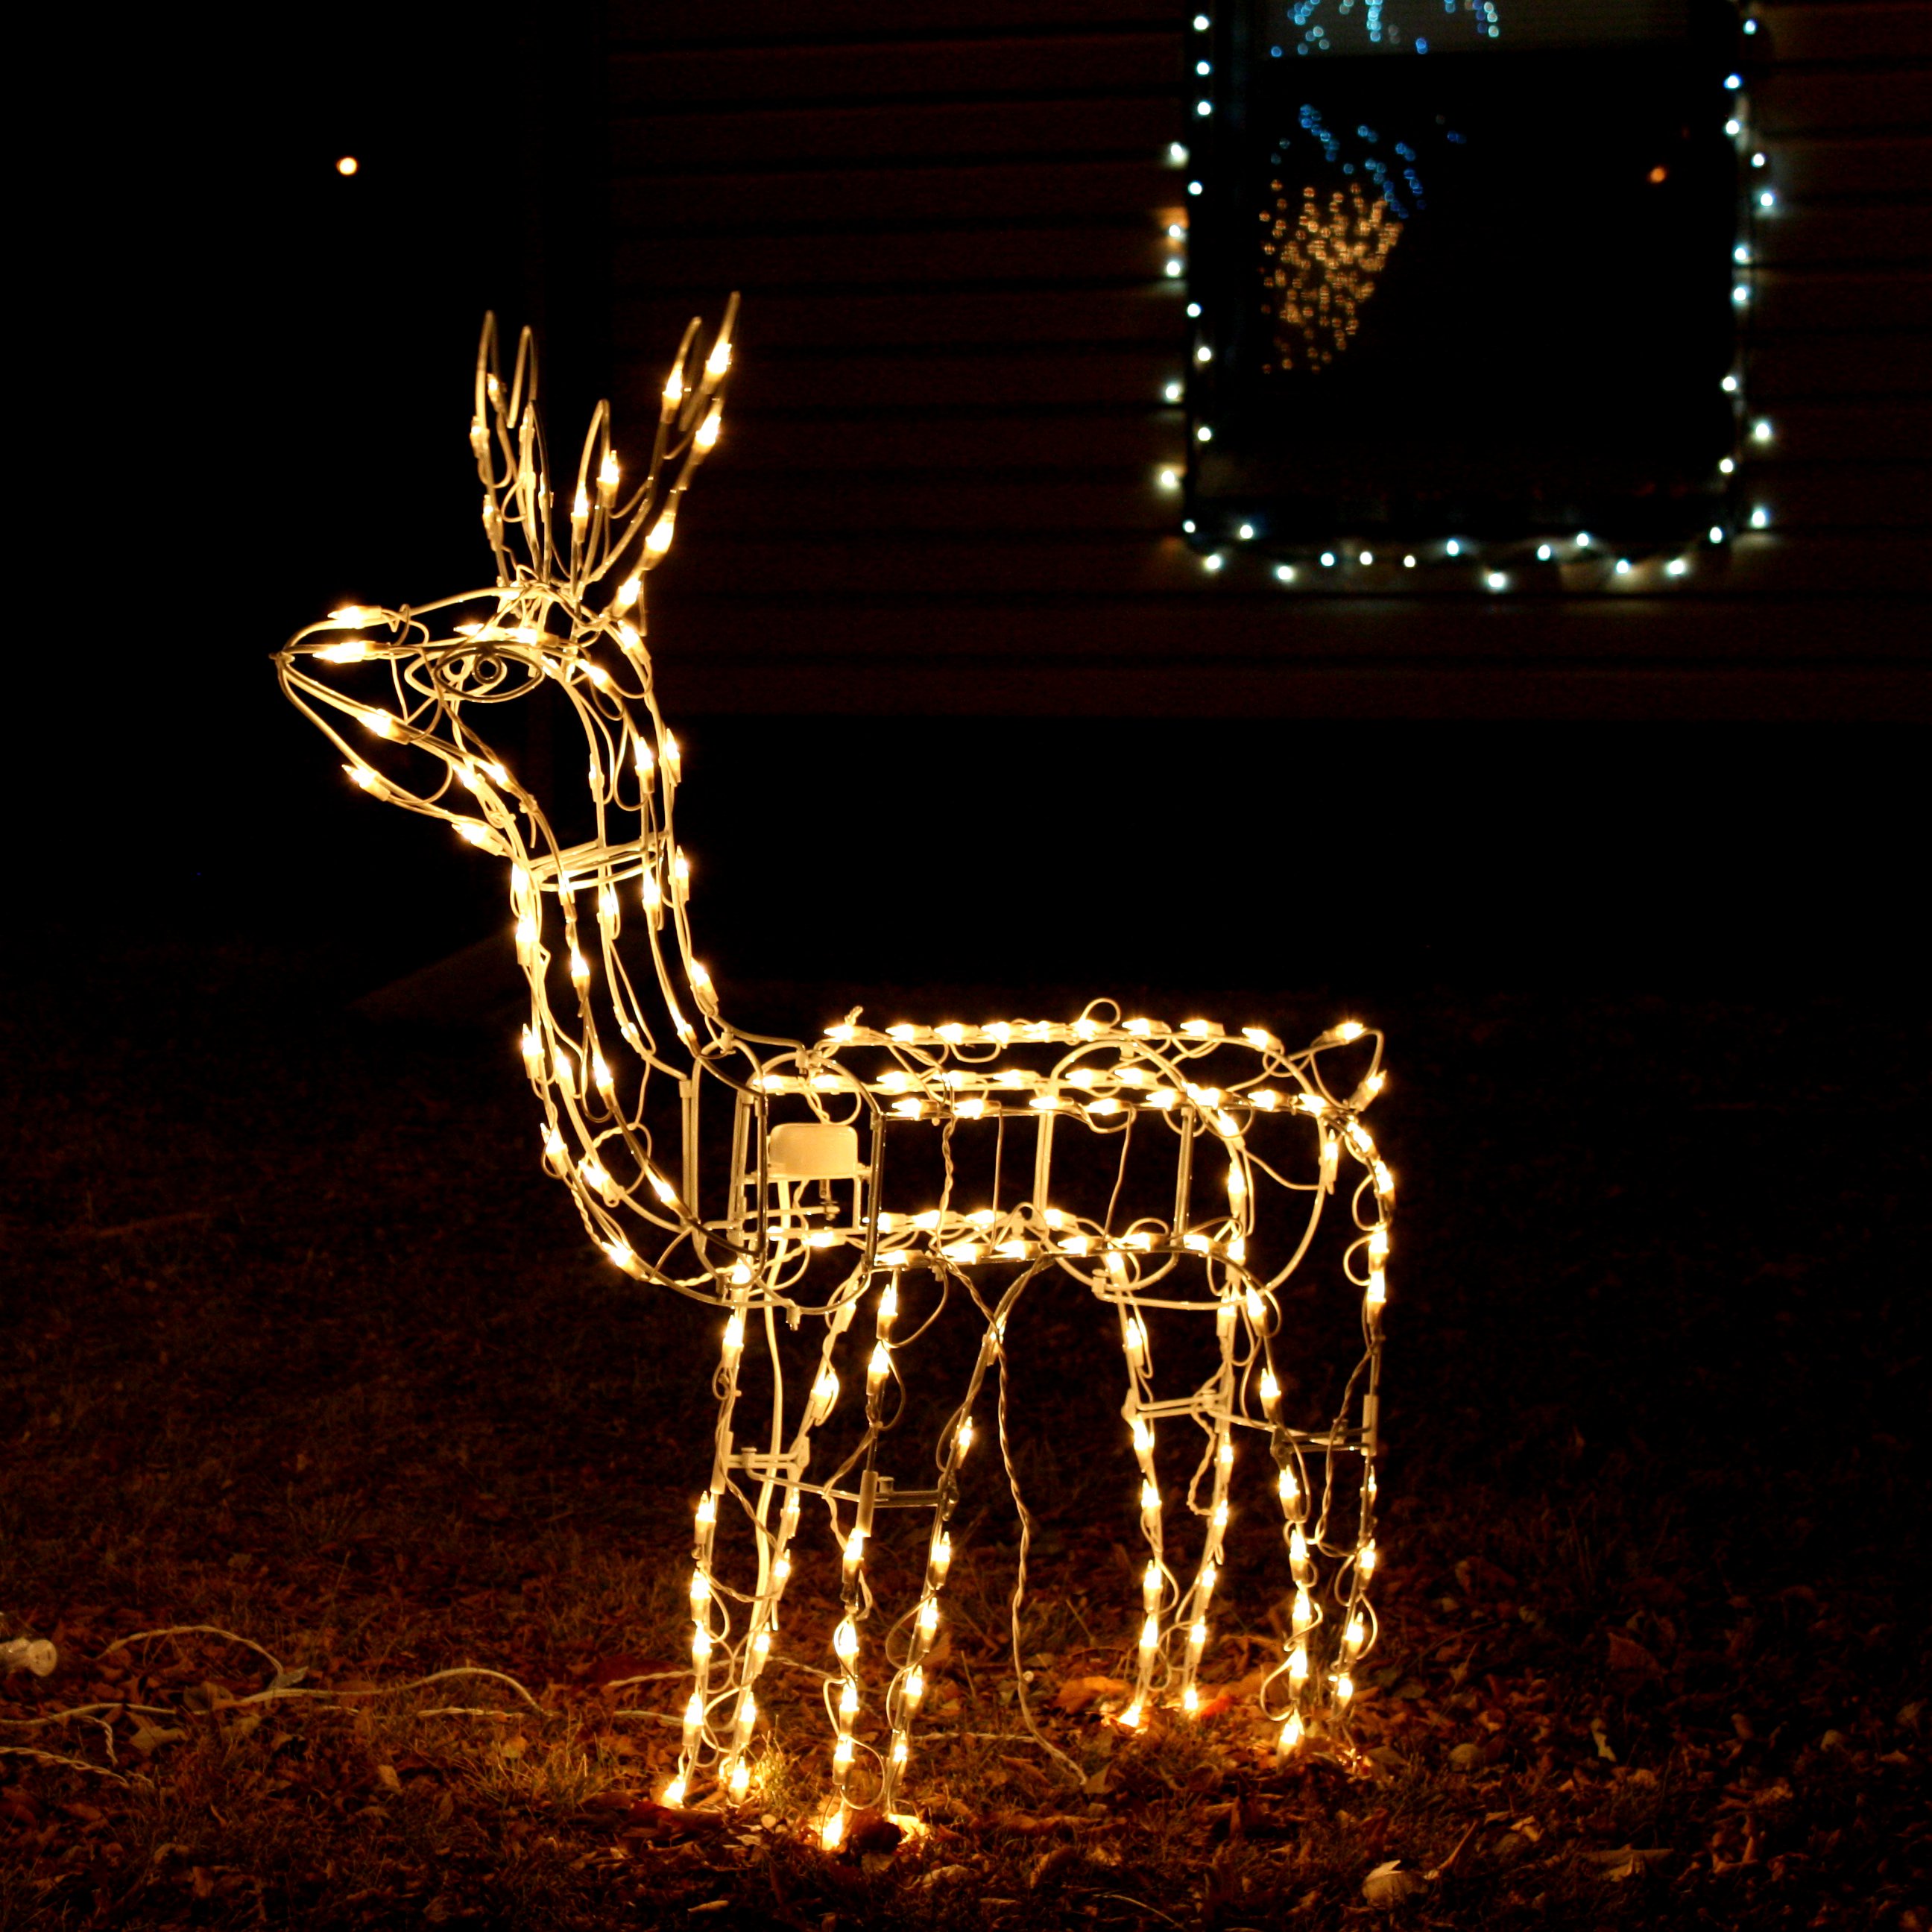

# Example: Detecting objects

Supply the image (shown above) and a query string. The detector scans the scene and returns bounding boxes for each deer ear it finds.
[474,313,500,432]
[473,313,506,478]
[511,326,539,429]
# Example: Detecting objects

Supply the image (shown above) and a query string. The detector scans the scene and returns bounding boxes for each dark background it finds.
[29,0,1926,1004]
[4,11,1927,1919]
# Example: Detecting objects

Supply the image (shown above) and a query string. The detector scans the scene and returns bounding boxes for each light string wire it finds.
[0,1626,549,1783]
[273,309,1396,1825]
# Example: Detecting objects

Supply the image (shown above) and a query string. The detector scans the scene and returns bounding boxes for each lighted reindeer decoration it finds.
[276,304,1395,1838]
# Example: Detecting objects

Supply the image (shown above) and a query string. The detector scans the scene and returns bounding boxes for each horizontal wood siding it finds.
[600,1,1931,718]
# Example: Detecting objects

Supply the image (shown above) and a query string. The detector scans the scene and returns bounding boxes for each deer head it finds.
[276,300,736,885]
[276,306,748,1285]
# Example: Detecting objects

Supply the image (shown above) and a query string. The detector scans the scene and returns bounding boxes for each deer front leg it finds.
[666,1293,850,1808]
[1172,1295,1241,1717]
[871,1409,971,1820]
[665,1299,750,1808]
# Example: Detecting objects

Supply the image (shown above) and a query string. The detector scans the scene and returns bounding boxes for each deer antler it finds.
[470,294,739,605]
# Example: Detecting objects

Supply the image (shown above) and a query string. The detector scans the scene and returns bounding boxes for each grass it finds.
[2,934,1925,1928]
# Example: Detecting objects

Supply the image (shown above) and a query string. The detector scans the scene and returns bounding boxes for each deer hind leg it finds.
[1269,1359,1382,1759]
[1115,1286,1244,1725]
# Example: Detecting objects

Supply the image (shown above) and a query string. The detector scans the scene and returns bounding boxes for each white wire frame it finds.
[274,303,1395,1835]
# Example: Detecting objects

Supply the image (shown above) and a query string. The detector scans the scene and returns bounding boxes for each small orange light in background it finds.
[337,156,359,177]
[1647,165,1667,183]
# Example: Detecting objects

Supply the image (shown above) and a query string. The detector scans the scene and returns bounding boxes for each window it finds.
[1184,0,1752,568]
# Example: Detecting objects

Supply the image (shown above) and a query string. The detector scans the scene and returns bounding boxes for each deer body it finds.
[277,309,1392,1832]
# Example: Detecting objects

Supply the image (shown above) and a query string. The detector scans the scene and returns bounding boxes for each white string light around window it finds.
[1166,2,1775,585]
[276,305,1395,1839]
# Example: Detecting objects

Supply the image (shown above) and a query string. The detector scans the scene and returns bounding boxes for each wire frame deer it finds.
[275,303,1394,1840]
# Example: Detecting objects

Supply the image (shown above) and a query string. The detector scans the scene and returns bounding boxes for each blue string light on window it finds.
[1282,0,1498,57]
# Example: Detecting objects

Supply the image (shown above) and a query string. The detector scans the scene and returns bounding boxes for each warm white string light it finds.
[277,307,1394,1822]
